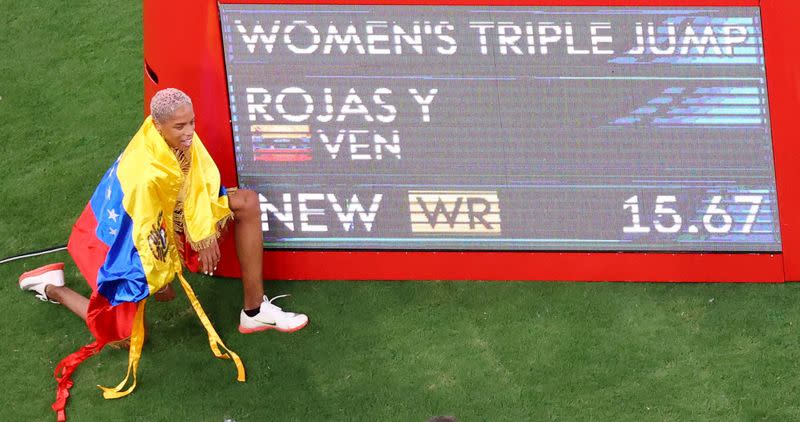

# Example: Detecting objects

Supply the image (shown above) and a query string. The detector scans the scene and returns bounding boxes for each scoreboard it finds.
[143,0,800,281]
[220,4,779,252]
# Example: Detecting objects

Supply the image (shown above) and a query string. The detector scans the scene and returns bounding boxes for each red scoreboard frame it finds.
[143,0,800,282]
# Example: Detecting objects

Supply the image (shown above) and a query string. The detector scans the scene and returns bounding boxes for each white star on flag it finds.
[109,228,118,236]
[107,208,119,222]
[106,187,112,199]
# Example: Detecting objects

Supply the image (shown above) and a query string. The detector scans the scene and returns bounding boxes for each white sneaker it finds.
[19,263,65,304]
[239,295,309,334]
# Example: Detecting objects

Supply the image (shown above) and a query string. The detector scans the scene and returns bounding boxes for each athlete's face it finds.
[154,103,195,151]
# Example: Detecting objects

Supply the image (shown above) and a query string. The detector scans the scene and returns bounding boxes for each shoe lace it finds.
[35,292,59,304]
[263,294,301,319]
[266,294,290,305]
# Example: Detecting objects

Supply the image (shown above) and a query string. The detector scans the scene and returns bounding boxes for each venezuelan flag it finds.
[51,117,244,422]
[68,160,149,340]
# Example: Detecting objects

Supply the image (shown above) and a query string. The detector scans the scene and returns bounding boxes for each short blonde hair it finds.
[150,88,192,123]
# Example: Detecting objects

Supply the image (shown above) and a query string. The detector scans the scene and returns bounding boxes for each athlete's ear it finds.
[152,118,163,136]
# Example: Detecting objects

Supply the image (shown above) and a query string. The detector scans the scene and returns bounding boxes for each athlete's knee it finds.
[231,189,260,220]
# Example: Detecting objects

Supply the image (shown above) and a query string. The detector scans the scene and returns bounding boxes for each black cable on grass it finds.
[0,244,67,265]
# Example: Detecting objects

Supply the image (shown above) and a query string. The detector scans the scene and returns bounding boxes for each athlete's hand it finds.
[198,238,220,276]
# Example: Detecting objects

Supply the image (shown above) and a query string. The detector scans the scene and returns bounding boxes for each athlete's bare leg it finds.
[45,284,135,348]
[228,189,265,310]
[44,285,89,321]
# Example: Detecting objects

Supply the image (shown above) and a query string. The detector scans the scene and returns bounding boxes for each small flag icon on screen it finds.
[251,125,312,162]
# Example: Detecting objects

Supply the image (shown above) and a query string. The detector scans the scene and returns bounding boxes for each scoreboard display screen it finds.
[219,5,780,251]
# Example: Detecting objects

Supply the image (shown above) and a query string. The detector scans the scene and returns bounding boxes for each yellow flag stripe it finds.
[178,273,246,382]
[98,299,147,399]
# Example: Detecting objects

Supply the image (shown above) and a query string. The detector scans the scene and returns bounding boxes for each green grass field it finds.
[2,2,800,421]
